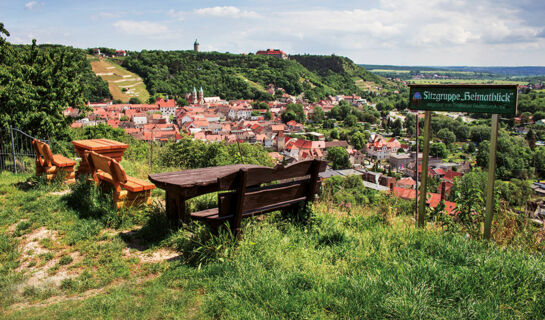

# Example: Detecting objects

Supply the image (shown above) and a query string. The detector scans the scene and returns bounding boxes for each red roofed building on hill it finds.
[256,49,288,59]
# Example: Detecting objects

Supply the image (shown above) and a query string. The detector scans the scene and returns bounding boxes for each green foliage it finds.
[0,26,109,137]
[476,134,533,180]
[430,142,448,158]
[121,51,382,101]
[343,114,358,127]
[281,103,305,123]
[535,146,545,178]
[128,97,142,104]
[350,131,367,150]
[326,146,350,169]
[437,128,456,145]
[159,137,274,169]
[312,106,325,124]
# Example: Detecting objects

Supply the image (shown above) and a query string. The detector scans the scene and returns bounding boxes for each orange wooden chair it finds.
[84,150,155,208]
[32,139,76,183]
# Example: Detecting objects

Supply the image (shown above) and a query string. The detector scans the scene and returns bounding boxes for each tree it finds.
[343,114,357,127]
[430,142,448,158]
[313,106,325,124]
[129,97,142,104]
[327,146,350,169]
[281,103,305,123]
[264,111,272,120]
[323,119,335,129]
[477,134,533,180]
[470,125,491,143]
[351,131,367,150]
[534,147,545,179]
[526,129,536,150]
[0,35,96,138]
[520,112,532,125]
[176,97,189,106]
[437,128,456,145]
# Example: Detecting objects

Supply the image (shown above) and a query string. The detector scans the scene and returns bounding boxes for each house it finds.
[115,50,126,57]
[397,177,416,189]
[366,135,401,160]
[256,49,288,59]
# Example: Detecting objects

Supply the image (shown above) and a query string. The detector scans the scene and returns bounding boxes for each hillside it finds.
[1,167,545,318]
[121,51,384,101]
[89,57,149,103]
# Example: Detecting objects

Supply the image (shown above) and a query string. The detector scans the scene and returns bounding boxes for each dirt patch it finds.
[123,247,179,263]
[50,189,71,196]
[15,227,84,290]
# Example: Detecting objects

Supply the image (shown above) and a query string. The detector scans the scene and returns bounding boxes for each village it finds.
[65,81,473,215]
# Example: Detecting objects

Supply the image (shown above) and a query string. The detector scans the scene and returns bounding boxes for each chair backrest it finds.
[85,151,128,184]
[32,139,54,167]
[217,160,327,218]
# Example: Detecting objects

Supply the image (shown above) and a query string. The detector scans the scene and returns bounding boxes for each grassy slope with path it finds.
[90,58,150,103]
[1,166,545,319]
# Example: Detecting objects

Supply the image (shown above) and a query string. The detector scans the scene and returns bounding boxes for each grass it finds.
[90,58,150,103]
[1,170,545,319]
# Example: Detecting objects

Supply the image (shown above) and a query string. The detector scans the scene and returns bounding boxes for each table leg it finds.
[166,191,187,226]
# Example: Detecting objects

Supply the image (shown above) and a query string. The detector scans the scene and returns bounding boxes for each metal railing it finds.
[0,127,49,173]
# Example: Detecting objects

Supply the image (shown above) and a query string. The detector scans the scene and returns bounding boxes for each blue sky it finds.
[1,0,544,66]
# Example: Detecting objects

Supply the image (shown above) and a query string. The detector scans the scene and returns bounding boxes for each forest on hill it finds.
[121,51,384,102]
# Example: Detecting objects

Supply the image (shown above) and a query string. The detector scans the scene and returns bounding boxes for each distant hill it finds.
[120,51,384,101]
[361,64,545,77]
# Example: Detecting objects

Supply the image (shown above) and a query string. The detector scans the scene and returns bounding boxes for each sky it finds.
[1,0,544,66]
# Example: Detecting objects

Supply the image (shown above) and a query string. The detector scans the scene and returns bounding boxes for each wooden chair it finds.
[191,159,327,238]
[32,139,76,183]
[84,151,155,209]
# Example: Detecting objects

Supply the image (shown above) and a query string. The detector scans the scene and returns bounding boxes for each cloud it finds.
[113,20,169,36]
[24,1,43,10]
[98,12,121,19]
[194,6,260,18]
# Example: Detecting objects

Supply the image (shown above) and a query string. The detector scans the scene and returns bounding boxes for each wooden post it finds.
[484,114,499,239]
[414,112,419,220]
[417,111,432,227]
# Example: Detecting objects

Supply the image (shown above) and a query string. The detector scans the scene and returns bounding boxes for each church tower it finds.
[198,86,204,104]
[192,87,197,104]
[194,39,199,52]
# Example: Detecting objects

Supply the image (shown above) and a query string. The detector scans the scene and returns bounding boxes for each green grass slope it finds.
[1,171,544,319]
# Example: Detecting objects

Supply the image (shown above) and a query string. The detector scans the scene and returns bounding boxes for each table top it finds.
[149,164,263,191]
[72,139,129,151]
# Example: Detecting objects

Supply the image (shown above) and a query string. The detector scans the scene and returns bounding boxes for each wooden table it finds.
[72,139,129,175]
[149,164,263,225]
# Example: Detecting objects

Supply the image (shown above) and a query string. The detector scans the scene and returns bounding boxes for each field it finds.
[407,79,527,85]
[90,58,150,103]
[2,168,545,319]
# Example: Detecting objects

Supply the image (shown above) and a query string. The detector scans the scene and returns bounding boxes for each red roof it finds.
[256,49,286,56]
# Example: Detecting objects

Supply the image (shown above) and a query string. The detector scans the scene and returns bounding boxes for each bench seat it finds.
[86,151,155,209]
[52,154,76,167]
[96,171,155,192]
[32,139,76,183]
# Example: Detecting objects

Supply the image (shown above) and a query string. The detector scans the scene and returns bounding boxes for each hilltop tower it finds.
[194,39,200,52]
[198,86,204,104]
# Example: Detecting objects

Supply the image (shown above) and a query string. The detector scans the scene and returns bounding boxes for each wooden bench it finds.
[190,159,327,237]
[32,139,76,183]
[84,151,155,209]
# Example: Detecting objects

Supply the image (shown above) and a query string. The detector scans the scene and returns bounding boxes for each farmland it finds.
[90,58,150,103]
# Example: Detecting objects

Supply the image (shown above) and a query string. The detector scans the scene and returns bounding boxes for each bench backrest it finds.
[85,151,128,184]
[217,160,327,219]
[32,139,54,167]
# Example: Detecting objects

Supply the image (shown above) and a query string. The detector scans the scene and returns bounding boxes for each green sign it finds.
[409,84,518,114]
